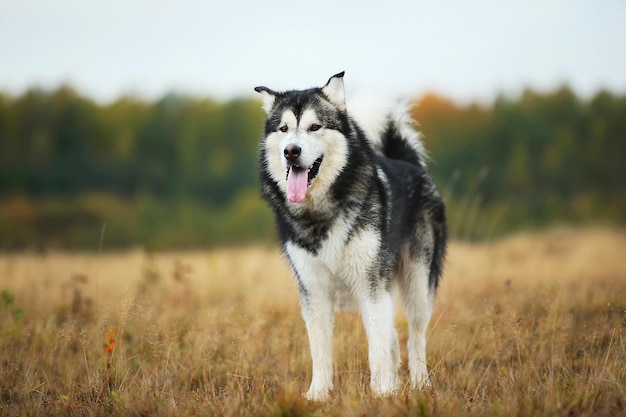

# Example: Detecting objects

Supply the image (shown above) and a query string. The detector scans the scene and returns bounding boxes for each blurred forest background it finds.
[0,85,624,250]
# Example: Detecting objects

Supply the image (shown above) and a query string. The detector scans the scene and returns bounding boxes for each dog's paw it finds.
[370,375,399,398]
[372,387,398,398]
[410,374,432,390]
[304,388,331,402]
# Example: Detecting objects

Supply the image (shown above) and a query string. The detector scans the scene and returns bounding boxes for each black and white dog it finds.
[255,72,447,400]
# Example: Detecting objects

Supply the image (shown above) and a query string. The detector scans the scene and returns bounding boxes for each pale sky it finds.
[0,0,624,103]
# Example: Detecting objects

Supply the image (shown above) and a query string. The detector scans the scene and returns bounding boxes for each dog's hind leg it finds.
[399,257,434,388]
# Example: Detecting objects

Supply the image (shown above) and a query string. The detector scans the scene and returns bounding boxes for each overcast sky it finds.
[1,0,624,104]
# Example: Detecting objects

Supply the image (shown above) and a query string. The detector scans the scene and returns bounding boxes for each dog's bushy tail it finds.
[347,94,427,167]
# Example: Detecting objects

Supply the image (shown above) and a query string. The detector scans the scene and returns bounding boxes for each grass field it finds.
[0,227,624,416]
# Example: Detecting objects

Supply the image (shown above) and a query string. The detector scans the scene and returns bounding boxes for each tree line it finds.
[416,87,626,237]
[0,85,624,249]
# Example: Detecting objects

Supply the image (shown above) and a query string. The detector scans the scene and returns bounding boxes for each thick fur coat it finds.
[255,72,447,400]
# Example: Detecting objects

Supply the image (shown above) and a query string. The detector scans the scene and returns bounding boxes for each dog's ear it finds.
[322,71,346,111]
[254,86,278,113]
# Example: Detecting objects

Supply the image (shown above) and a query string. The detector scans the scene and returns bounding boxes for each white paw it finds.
[410,373,431,389]
[371,374,399,397]
[372,386,398,398]
[304,387,331,401]
[410,359,431,389]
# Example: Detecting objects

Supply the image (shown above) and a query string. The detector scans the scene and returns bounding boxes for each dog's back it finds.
[347,94,446,290]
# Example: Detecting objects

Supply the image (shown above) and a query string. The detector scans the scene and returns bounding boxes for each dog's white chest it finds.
[287,217,382,305]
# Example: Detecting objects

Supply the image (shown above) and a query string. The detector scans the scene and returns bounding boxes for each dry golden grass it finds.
[0,227,624,416]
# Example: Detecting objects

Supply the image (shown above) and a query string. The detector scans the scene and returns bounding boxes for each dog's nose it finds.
[284,144,301,161]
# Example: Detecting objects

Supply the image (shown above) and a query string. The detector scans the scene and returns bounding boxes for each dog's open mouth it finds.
[285,157,323,203]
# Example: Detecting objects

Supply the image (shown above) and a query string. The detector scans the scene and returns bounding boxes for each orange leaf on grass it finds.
[104,327,116,354]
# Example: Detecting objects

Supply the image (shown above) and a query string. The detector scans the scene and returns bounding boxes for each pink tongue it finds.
[286,167,308,203]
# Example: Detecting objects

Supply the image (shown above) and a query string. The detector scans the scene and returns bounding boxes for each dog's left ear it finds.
[254,86,278,113]
[322,71,346,111]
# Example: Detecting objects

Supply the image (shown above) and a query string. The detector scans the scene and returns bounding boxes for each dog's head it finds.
[255,72,349,204]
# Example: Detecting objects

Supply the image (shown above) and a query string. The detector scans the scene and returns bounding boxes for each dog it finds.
[255,72,447,400]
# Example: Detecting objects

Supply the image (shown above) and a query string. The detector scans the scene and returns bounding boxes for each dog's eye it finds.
[279,125,288,133]
[309,124,322,132]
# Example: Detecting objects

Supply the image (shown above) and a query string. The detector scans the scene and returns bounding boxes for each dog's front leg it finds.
[300,289,334,401]
[287,244,335,401]
[359,290,400,397]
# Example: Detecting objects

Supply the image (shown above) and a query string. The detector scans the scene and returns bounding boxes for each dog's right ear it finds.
[322,71,346,111]
[254,86,278,114]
